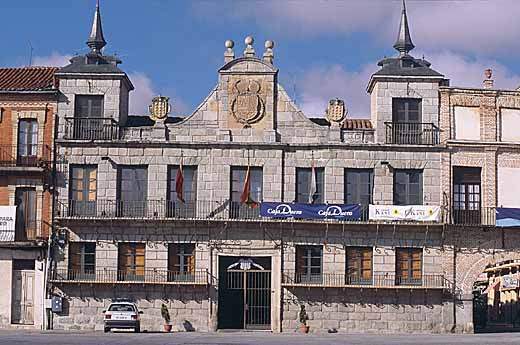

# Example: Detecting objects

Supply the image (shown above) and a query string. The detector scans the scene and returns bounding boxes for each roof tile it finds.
[0,67,58,92]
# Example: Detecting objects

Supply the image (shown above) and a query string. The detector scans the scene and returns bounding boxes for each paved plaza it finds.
[0,330,520,345]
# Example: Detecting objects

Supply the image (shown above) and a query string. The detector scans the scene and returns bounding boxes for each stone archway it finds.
[458,249,520,294]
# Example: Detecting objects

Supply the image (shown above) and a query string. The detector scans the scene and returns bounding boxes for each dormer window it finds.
[401,59,414,68]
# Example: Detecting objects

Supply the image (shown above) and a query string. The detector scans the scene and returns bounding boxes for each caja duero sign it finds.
[260,202,361,221]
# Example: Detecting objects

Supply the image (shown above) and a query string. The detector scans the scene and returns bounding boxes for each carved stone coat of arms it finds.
[230,79,265,126]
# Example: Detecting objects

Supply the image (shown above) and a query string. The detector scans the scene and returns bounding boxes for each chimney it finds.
[483,68,494,89]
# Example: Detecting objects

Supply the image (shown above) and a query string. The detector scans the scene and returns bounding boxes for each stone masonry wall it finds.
[52,285,209,332]
[282,289,452,334]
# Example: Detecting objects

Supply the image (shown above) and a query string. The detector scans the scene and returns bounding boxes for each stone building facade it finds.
[47,1,520,334]
[0,67,58,329]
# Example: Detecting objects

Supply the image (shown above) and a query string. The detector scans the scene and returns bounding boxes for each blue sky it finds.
[3,0,520,118]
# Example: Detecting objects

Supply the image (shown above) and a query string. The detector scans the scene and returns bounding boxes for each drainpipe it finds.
[43,98,59,330]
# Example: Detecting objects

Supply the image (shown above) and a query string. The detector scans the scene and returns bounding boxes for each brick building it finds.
[47,1,520,334]
[0,67,58,328]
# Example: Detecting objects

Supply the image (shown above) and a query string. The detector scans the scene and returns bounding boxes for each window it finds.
[501,109,520,142]
[73,95,105,140]
[498,167,520,208]
[118,166,148,217]
[167,166,197,218]
[17,119,38,166]
[395,248,423,286]
[346,247,373,285]
[74,95,104,118]
[168,243,195,281]
[70,165,97,216]
[15,188,36,240]
[295,245,322,283]
[390,99,425,145]
[453,167,481,224]
[118,243,145,281]
[394,169,423,205]
[230,166,263,219]
[392,98,421,123]
[454,106,480,140]
[296,167,324,204]
[68,242,96,279]
[345,169,373,218]
[108,304,136,312]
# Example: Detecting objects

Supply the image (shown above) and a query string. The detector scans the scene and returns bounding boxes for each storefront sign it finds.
[502,275,519,289]
[260,202,361,221]
[369,205,441,222]
[0,206,16,241]
[496,208,520,227]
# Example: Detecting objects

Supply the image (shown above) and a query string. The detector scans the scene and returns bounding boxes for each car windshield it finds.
[108,304,135,312]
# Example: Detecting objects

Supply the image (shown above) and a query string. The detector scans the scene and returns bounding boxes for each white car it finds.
[103,301,142,333]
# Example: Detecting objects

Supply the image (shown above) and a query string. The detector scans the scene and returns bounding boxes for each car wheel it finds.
[104,327,110,333]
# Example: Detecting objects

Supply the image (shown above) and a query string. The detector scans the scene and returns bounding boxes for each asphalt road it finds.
[1,330,520,345]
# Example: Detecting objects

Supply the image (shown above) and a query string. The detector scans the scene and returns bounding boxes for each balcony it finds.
[384,122,440,145]
[0,144,51,169]
[56,199,376,223]
[282,271,449,289]
[449,207,496,226]
[64,117,120,140]
[50,268,209,285]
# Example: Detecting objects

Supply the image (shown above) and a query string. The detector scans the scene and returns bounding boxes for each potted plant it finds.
[161,303,172,332]
[298,305,309,333]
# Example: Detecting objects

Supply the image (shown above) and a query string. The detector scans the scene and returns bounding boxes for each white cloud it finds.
[296,51,520,118]
[423,51,520,90]
[128,72,156,115]
[196,0,520,56]
[128,72,190,116]
[32,52,71,67]
[296,63,375,118]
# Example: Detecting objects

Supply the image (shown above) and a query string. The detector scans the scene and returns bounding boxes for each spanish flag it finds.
[240,166,259,208]
[176,162,184,203]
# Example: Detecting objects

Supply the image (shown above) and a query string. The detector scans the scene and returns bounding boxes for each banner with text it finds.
[0,206,16,241]
[369,205,441,222]
[496,208,520,227]
[260,202,361,221]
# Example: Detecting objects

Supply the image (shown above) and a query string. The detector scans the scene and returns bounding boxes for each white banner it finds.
[369,205,441,222]
[0,206,16,241]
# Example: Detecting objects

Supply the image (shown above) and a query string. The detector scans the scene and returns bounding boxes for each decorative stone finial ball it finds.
[484,68,493,80]
[265,40,274,49]
[225,40,234,49]
[245,36,254,46]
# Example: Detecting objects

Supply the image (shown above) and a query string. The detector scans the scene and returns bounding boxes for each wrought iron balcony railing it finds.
[64,117,120,140]
[449,207,496,226]
[0,144,51,168]
[56,199,376,222]
[282,271,449,289]
[384,122,440,145]
[49,268,209,285]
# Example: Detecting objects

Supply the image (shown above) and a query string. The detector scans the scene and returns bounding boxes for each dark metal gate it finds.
[226,269,271,329]
[218,257,271,330]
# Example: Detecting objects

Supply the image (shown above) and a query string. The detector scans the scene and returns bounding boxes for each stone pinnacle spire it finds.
[393,0,415,56]
[86,0,107,54]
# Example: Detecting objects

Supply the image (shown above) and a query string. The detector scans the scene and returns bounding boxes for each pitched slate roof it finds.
[373,56,444,78]
[0,67,58,92]
[125,115,184,127]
